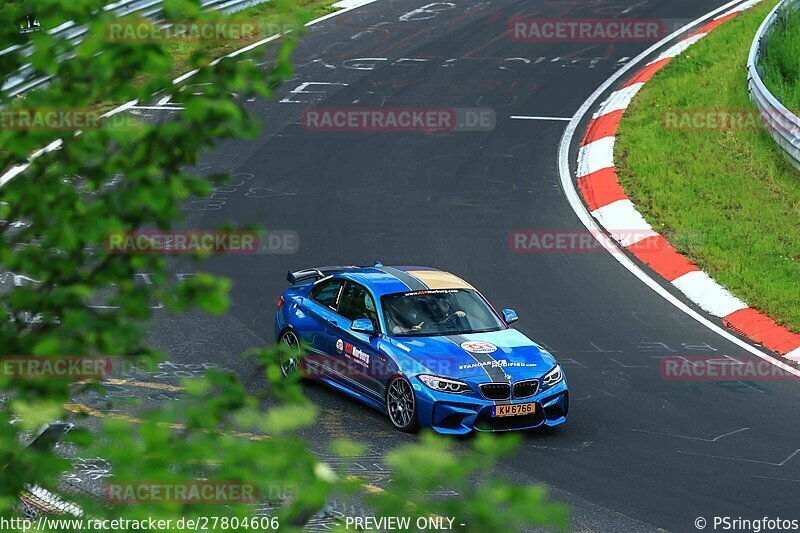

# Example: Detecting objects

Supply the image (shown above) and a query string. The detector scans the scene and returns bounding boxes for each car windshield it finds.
[381,289,506,337]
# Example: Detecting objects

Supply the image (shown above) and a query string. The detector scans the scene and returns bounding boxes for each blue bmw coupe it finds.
[274,264,568,434]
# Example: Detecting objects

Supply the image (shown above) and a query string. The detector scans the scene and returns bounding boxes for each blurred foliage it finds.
[0,0,568,531]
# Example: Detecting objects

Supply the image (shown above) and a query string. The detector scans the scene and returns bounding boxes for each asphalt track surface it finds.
[69,0,800,531]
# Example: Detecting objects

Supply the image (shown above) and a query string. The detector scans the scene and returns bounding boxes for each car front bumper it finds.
[412,377,569,435]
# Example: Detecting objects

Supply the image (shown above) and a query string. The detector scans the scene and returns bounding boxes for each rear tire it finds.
[278,330,302,377]
[386,376,419,433]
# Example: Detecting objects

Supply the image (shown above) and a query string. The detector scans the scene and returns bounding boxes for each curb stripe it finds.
[577,137,615,178]
[723,309,800,354]
[575,0,800,359]
[591,200,656,247]
[623,58,672,88]
[670,271,748,318]
[581,109,624,146]
[648,33,706,64]
[577,168,627,211]
[626,236,700,282]
[690,12,738,36]
[594,83,644,118]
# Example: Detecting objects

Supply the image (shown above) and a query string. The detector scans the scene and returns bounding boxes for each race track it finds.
[110,0,800,530]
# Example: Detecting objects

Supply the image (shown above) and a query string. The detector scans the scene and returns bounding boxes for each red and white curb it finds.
[576,0,800,363]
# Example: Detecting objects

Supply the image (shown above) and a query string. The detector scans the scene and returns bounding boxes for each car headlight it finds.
[419,375,472,394]
[542,364,563,388]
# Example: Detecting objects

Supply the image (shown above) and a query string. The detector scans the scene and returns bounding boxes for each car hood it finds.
[387,329,557,380]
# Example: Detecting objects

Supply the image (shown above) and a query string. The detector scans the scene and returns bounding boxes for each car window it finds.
[381,289,505,337]
[310,279,344,311]
[339,282,380,330]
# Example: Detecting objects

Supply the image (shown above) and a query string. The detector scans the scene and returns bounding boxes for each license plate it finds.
[492,402,536,417]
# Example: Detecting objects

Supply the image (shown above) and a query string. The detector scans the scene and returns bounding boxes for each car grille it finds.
[479,383,510,400]
[513,379,539,399]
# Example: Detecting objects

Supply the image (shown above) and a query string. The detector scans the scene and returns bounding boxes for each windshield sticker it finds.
[460,341,498,354]
[402,289,459,296]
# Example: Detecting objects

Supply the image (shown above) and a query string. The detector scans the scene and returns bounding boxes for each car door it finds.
[301,278,346,375]
[335,281,386,399]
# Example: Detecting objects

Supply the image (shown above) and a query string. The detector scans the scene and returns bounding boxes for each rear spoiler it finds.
[287,265,359,284]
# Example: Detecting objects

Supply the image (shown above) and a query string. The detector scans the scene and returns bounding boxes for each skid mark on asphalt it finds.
[608,357,649,369]
[525,441,593,452]
[631,427,750,442]
[590,386,620,400]
[754,476,800,484]
[676,449,800,467]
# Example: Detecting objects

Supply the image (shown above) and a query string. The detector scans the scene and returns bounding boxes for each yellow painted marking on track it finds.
[406,270,473,290]
[74,378,185,393]
[63,403,269,441]
[346,475,385,495]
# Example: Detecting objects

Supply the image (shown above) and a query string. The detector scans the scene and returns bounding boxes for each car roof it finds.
[338,266,474,297]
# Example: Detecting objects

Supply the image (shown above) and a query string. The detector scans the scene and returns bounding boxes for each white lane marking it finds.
[719,0,761,16]
[593,82,644,118]
[671,271,748,318]
[556,0,800,378]
[647,32,707,65]
[576,136,615,178]
[0,139,62,188]
[510,115,572,122]
[332,0,374,8]
[279,81,348,103]
[130,106,185,111]
[787,347,800,362]
[590,200,656,247]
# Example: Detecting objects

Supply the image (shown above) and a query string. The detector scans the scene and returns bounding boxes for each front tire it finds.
[386,376,419,433]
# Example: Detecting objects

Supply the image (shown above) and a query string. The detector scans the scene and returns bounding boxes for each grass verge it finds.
[160,0,340,80]
[615,0,800,333]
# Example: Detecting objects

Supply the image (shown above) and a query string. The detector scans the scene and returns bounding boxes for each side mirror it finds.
[502,309,519,324]
[351,318,376,335]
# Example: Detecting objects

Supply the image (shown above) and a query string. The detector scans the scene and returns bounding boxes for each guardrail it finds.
[2,0,270,98]
[747,0,800,170]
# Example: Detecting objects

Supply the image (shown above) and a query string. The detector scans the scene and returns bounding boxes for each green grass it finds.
[762,6,800,111]
[153,0,340,82]
[83,0,340,113]
[615,0,800,333]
